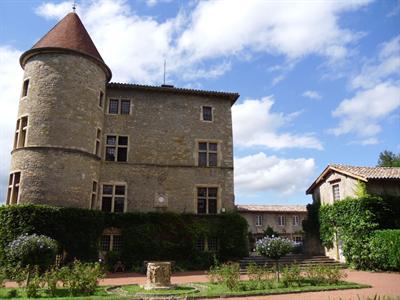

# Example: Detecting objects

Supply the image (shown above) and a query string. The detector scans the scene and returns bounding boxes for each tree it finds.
[377,150,400,167]
[263,226,280,237]
[256,236,295,282]
[7,234,58,285]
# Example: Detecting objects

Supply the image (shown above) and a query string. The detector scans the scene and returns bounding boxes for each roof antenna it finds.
[72,1,77,12]
[163,59,166,85]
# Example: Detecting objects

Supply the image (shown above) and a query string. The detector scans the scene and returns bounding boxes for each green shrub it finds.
[246,262,273,289]
[43,267,62,296]
[319,194,400,269]
[61,260,104,296]
[219,262,241,291]
[0,267,6,287]
[281,264,302,287]
[324,265,346,284]
[208,261,240,290]
[6,289,18,299]
[25,267,41,298]
[369,230,400,271]
[7,234,58,271]
[305,265,346,285]
[256,236,295,282]
[0,205,248,270]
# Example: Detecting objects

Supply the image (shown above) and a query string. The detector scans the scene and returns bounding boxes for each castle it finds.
[6,12,238,214]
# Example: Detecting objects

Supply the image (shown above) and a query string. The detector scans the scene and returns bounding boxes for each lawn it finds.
[0,281,370,299]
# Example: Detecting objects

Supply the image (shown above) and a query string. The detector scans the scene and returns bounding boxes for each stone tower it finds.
[7,12,111,208]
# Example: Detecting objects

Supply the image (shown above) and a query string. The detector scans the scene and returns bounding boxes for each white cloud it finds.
[303,90,322,100]
[331,82,400,138]
[0,46,23,201]
[232,97,323,150]
[34,0,373,84]
[235,152,315,195]
[351,35,400,89]
[177,0,371,62]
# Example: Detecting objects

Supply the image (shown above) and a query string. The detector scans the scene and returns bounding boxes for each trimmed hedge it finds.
[0,205,248,270]
[369,230,400,271]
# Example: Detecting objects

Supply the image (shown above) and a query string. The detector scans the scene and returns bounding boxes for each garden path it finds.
[100,269,400,299]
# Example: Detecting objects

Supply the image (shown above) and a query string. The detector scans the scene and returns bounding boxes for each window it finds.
[6,172,21,205]
[332,184,340,201]
[198,142,218,167]
[90,181,97,209]
[100,234,122,252]
[105,135,128,162]
[277,215,285,226]
[99,91,104,108]
[197,187,218,214]
[202,106,213,121]
[120,100,130,114]
[207,237,218,252]
[294,236,303,243]
[94,128,102,156]
[109,99,119,114]
[195,237,218,252]
[108,99,131,114]
[195,237,205,251]
[256,215,263,226]
[13,116,28,149]
[101,184,126,213]
[293,215,300,226]
[22,79,29,97]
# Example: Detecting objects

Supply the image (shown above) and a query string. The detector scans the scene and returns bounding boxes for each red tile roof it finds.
[20,12,111,81]
[306,164,400,194]
[236,205,307,213]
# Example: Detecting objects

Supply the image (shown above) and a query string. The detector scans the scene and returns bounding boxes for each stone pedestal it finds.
[143,261,172,290]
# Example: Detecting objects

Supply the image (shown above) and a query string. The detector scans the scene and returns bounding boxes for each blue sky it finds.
[0,0,399,205]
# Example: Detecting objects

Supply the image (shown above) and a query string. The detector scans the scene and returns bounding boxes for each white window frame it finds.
[278,215,286,226]
[100,183,127,213]
[255,215,263,227]
[293,215,300,226]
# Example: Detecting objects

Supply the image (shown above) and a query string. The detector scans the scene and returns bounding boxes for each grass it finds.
[0,281,370,299]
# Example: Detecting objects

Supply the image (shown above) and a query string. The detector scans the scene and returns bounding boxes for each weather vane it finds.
[72,1,77,12]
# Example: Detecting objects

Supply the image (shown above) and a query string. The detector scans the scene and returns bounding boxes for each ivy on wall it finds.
[0,205,248,270]
[318,194,400,269]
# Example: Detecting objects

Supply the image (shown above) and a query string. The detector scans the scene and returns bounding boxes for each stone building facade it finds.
[237,205,307,251]
[306,164,400,261]
[6,12,238,216]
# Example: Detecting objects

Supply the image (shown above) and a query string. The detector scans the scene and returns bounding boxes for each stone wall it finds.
[10,52,106,207]
[99,87,235,213]
[9,51,235,213]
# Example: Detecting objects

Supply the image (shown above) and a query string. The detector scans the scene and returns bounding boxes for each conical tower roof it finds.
[20,12,111,81]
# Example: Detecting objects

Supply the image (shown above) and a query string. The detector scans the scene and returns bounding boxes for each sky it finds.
[0,0,399,206]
